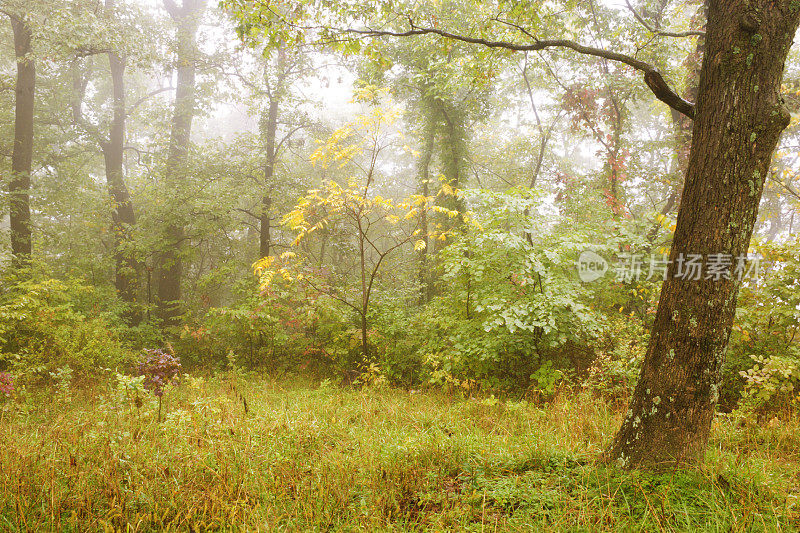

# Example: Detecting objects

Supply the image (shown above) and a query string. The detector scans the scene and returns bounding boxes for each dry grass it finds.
[0,376,798,531]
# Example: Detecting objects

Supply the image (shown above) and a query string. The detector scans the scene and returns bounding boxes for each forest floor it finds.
[1,377,798,532]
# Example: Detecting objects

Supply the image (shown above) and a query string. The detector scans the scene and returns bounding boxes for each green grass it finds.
[1,376,798,531]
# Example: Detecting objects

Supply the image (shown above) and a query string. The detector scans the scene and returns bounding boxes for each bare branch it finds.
[235,207,260,219]
[769,171,800,201]
[126,86,174,117]
[274,123,308,157]
[624,0,705,38]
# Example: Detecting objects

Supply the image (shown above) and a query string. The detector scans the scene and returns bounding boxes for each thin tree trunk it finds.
[259,52,282,258]
[359,226,369,363]
[764,190,783,241]
[158,0,206,324]
[521,58,556,246]
[645,5,707,246]
[417,125,434,304]
[609,0,800,468]
[8,14,35,268]
[360,310,369,364]
[259,195,271,258]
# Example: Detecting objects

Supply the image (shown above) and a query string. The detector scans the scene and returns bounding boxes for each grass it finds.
[1,375,798,531]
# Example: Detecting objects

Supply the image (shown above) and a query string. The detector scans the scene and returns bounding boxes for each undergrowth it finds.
[0,378,798,531]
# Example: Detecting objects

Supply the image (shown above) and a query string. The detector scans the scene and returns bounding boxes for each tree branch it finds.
[345,19,695,119]
[236,207,260,219]
[624,0,705,38]
[126,86,174,117]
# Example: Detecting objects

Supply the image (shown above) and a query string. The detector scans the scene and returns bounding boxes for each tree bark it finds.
[608,0,800,468]
[8,14,35,269]
[259,194,272,258]
[358,218,369,363]
[437,105,467,232]
[157,0,206,324]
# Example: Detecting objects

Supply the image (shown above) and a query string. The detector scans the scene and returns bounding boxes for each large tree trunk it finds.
[8,14,35,268]
[157,0,206,324]
[102,45,140,315]
[609,0,800,468]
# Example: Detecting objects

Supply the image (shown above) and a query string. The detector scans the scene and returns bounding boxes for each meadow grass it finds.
[0,376,798,531]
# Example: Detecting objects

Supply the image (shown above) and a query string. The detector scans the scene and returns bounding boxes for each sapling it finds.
[137,348,181,422]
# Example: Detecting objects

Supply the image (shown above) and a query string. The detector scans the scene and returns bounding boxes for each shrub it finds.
[0,278,134,384]
[137,348,182,422]
[137,348,182,397]
[177,280,351,377]
[738,353,800,415]
[411,188,605,392]
[723,241,800,411]
[582,316,648,401]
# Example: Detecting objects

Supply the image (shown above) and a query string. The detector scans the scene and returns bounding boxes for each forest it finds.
[1,0,800,530]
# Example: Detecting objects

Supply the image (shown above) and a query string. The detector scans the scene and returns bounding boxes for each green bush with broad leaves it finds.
[725,240,800,413]
[179,281,353,376]
[413,189,606,392]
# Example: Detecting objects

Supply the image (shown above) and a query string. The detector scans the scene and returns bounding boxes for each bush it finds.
[178,282,351,377]
[410,189,605,393]
[723,241,800,412]
[0,278,134,384]
[581,316,648,401]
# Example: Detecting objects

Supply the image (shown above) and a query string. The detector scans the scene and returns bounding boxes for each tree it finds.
[358,37,493,299]
[4,8,35,269]
[607,1,799,468]
[641,0,707,246]
[258,47,284,260]
[227,42,312,260]
[103,38,140,311]
[69,0,143,314]
[228,0,800,468]
[157,0,207,324]
[256,100,452,364]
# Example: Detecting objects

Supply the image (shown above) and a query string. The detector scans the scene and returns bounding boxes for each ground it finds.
[1,376,798,531]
